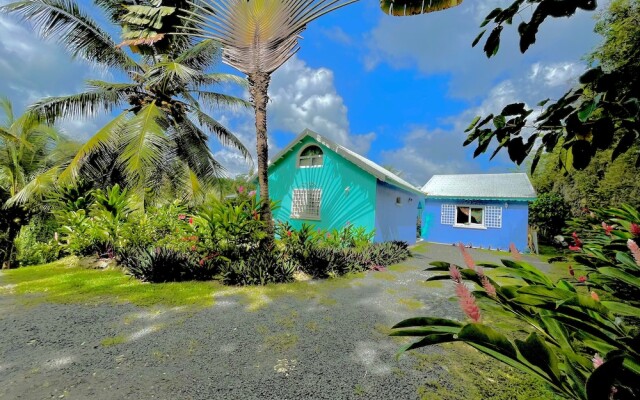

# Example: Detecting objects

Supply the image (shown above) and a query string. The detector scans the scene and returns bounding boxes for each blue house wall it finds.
[374,182,419,244]
[421,199,529,251]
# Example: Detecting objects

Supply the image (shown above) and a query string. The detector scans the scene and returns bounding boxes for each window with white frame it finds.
[291,189,322,219]
[441,203,503,228]
[456,206,484,227]
[298,145,323,168]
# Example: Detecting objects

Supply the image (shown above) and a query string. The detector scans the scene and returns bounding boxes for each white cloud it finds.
[269,56,376,154]
[380,59,585,185]
[365,0,603,99]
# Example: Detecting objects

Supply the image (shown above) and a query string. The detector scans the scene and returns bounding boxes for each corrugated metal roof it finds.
[265,129,423,195]
[421,173,536,200]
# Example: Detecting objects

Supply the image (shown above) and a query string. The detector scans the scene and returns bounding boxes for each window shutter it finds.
[441,204,455,225]
[485,206,502,228]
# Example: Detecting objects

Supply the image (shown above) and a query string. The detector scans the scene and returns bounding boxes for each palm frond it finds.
[1,0,138,71]
[191,107,252,163]
[145,59,200,92]
[4,165,60,207]
[171,117,225,183]
[117,103,172,187]
[0,128,20,144]
[0,96,15,125]
[28,85,136,123]
[58,111,128,184]
[380,0,463,16]
[199,72,249,88]
[181,0,357,74]
[191,90,251,109]
[175,38,222,70]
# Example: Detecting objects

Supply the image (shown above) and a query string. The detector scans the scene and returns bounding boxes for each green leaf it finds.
[515,332,562,382]
[537,99,550,107]
[465,116,481,132]
[396,333,458,357]
[493,115,506,129]
[601,301,640,317]
[483,26,503,58]
[472,30,486,47]
[392,317,463,329]
[457,323,518,359]
[598,267,640,288]
[577,96,600,122]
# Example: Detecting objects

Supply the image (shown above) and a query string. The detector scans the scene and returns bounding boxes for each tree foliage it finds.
[464,0,639,172]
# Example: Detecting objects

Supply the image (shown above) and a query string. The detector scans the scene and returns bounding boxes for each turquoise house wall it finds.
[268,136,377,233]
[421,199,530,251]
[374,182,419,244]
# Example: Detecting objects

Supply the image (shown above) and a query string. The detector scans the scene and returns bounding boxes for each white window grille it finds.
[441,204,455,225]
[291,189,322,219]
[485,206,502,228]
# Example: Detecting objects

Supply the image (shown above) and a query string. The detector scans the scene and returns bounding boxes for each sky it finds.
[0,0,606,186]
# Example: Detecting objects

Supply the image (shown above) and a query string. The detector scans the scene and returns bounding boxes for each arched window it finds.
[298,145,323,168]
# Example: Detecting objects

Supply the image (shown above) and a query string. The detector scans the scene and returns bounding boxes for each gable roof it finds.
[266,129,423,195]
[422,173,536,201]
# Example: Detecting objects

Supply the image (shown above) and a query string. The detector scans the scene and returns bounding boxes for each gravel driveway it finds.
[0,243,548,399]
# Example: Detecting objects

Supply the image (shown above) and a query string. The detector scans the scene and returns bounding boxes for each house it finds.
[263,129,423,244]
[420,173,536,251]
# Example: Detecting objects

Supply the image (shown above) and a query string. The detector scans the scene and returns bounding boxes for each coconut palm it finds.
[175,0,358,240]
[1,0,252,206]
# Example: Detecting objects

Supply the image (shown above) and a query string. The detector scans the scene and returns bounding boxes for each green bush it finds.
[118,246,210,283]
[363,241,411,267]
[529,192,571,242]
[14,222,62,266]
[221,248,295,286]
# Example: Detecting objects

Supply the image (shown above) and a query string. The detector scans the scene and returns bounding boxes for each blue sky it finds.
[0,0,605,185]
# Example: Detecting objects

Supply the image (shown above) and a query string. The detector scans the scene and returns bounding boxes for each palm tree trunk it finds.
[248,72,274,242]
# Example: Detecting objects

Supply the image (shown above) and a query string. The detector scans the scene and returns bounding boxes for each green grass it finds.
[101,335,127,347]
[371,271,397,281]
[0,257,369,310]
[398,297,423,310]
[0,257,221,308]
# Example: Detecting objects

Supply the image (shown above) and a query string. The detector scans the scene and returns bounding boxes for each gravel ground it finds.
[0,243,545,400]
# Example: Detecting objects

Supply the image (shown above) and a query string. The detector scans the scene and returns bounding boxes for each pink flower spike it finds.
[627,239,640,266]
[591,291,600,302]
[457,242,476,271]
[237,186,245,194]
[509,243,522,261]
[178,214,186,220]
[630,223,640,237]
[449,264,462,284]
[578,276,587,283]
[249,190,256,197]
[592,353,604,369]
[455,283,481,322]
[481,276,497,299]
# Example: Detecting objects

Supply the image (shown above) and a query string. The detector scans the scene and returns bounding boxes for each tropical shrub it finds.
[392,241,640,399]
[118,246,210,283]
[14,222,61,266]
[363,241,411,267]
[529,192,571,242]
[221,248,295,286]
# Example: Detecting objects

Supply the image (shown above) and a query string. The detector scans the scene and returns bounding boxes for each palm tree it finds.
[1,0,252,206]
[174,0,358,241]
[0,97,74,267]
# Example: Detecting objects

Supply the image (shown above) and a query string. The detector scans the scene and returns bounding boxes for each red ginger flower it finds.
[578,276,587,283]
[188,217,193,225]
[457,242,476,271]
[569,245,582,251]
[592,353,604,369]
[627,239,640,266]
[630,223,640,237]
[509,243,522,261]
[602,222,614,236]
[286,230,292,237]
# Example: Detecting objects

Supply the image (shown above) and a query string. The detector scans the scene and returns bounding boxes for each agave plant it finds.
[1,0,252,206]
